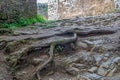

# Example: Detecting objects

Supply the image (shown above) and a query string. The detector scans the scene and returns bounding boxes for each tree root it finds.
[31,33,77,80]
[66,28,116,36]
[32,43,55,80]
[0,40,7,50]
[5,33,77,80]
[90,45,96,54]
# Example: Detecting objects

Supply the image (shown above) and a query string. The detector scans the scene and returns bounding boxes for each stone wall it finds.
[37,3,48,19]
[114,0,120,12]
[48,0,58,20]
[0,0,37,23]
[48,0,117,20]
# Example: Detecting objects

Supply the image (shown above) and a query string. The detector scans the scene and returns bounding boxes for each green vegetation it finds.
[0,13,58,31]
[1,14,46,30]
[56,45,63,52]
[34,20,57,29]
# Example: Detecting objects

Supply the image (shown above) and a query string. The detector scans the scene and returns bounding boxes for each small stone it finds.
[88,67,98,73]
[76,41,88,48]
[33,58,44,62]
[97,56,120,77]
[109,63,115,70]
[104,53,110,57]
[101,76,120,80]
[86,73,101,80]
[64,52,96,67]
[64,23,72,26]
[103,57,108,61]
[83,40,94,45]
[73,63,87,69]
[31,58,44,65]
[77,73,101,80]
[49,78,54,80]
[112,57,120,63]
[66,67,80,76]
[100,57,115,69]
[94,54,103,66]
[17,71,27,76]
[77,75,90,80]
[46,71,54,76]
[107,68,117,76]
[97,67,108,76]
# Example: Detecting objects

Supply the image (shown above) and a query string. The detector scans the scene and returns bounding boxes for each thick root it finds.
[32,43,55,80]
[7,33,77,68]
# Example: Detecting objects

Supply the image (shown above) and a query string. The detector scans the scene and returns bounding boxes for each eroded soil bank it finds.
[0,13,120,80]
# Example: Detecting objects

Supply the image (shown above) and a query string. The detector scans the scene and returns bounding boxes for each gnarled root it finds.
[32,43,55,80]
[32,33,77,80]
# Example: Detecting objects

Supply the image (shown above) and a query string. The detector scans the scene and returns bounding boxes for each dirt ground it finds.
[0,13,120,80]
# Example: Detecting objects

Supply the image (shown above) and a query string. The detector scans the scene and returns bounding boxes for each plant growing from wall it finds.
[2,14,46,30]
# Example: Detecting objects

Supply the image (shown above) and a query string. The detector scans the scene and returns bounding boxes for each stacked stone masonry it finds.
[48,0,120,20]
[0,0,120,21]
[0,0,37,23]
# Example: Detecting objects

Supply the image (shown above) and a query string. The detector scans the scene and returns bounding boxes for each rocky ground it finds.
[0,13,120,80]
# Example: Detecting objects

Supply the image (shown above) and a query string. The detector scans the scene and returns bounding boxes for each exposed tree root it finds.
[5,33,77,79]
[65,28,116,36]
[31,33,77,80]
[35,43,55,80]
[0,28,13,35]
[90,45,97,54]
[0,40,7,50]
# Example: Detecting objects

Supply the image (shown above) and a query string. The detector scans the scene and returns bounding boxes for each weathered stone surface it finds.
[114,0,120,12]
[0,0,37,23]
[93,54,104,66]
[77,73,101,80]
[107,68,117,76]
[37,3,48,19]
[66,67,80,76]
[88,67,98,73]
[97,67,109,76]
[76,41,88,49]
[64,51,96,66]
[73,63,87,70]
[102,76,120,80]
[97,57,114,76]
[48,0,58,20]
[48,0,116,20]
[97,56,120,77]
[65,63,88,76]
[49,78,54,80]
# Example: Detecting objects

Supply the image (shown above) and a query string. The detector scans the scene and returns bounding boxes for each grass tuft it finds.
[1,14,46,30]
